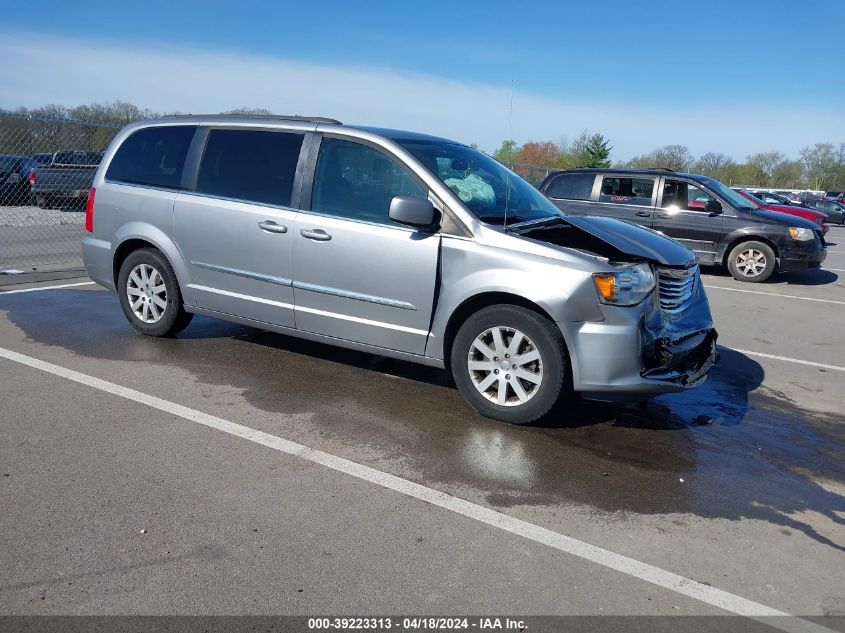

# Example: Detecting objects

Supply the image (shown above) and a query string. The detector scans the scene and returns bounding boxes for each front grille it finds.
[657,266,697,313]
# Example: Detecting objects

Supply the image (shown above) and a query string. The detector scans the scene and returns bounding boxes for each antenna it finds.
[504,80,514,230]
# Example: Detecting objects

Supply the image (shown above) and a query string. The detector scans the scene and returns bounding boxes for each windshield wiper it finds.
[477,214,565,228]
[507,214,566,229]
[477,214,528,225]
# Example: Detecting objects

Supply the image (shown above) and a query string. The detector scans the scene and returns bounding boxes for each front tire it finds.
[727,241,776,283]
[450,305,568,425]
[117,248,193,337]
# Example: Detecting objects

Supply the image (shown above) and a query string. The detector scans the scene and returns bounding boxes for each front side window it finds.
[545,173,595,201]
[107,126,196,189]
[662,180,729,212]
[599,177,655,205]
[196,129,304,207]
[662,179,713,211]
[311,137,427,224]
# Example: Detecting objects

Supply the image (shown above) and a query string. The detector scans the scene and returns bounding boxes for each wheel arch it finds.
[441,292,569,373]
[720,234,780,267]
[112,223,196,306]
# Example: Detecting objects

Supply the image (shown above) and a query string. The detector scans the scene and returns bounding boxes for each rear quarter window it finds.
[106,126,196,189]
[544,173,595,200]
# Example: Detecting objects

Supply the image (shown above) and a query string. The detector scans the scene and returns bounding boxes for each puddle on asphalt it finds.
[2,289,844,551]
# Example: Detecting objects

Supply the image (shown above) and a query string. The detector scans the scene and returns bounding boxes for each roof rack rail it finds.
[172,114,343,125]
[650,167,675,172]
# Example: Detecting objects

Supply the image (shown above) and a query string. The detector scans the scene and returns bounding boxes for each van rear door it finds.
[173,127,307,327]
[591,174,656,228]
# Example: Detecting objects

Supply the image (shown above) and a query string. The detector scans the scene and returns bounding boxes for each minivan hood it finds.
[517,215,696,268]
[750,208,819,230]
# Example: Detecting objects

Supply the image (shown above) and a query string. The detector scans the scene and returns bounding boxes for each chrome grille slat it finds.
[657,266,697,312]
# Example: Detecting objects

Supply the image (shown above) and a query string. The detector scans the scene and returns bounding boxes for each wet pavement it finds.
[1,242,844,621]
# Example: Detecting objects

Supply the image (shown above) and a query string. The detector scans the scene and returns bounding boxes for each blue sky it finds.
[2,0,843,158]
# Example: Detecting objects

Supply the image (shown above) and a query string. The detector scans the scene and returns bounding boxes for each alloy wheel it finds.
[126,263,167,324]
[735,248,767,277]
[467,326,543,406]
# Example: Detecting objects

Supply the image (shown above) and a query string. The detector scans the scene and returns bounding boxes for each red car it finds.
[732,190,828,235]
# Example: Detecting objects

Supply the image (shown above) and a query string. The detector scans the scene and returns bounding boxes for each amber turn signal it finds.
[592,273,617,301]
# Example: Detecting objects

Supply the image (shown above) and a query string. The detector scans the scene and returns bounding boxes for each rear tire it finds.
[727,240,776,283]
[117,248,193,337]
[450,305,568,425]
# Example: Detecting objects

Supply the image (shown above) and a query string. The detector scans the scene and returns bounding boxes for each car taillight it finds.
[28,168,36,184]
[85,188,95,232]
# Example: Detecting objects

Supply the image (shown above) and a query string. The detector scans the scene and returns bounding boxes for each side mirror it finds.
[705,199,723,215]
[389,195,439,230]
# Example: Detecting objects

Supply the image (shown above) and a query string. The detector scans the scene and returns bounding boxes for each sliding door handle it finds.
[300,228,332,241]
[258,220,287,234]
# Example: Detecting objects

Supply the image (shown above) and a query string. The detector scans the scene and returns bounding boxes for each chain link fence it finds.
[0,112,120,271]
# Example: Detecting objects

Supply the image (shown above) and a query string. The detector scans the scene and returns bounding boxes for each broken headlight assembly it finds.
[592,263,655,306]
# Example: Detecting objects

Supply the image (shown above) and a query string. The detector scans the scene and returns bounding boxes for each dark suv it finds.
[537,169,826,283]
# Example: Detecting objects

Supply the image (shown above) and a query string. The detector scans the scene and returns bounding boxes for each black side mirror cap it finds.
[389,195,439,230]
[705,199,723,215]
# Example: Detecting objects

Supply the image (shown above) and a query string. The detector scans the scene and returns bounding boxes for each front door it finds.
[652,179,724,264]
[293,136,440,355]
[173,127,306,326]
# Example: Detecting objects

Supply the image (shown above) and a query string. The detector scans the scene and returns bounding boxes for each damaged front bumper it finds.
[641,329,718,388]
[559,272,717,402]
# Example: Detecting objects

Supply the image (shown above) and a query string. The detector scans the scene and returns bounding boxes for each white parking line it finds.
[824,268,845,272]
[725,347,845,373]
[0,346,833,633]
[0,281,95,295]
[704,284,845,306]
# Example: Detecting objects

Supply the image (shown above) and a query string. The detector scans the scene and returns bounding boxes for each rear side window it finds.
[599,177,655,205]
[545,173,595,200]
[196,129,305,207]
[106,126,195,189]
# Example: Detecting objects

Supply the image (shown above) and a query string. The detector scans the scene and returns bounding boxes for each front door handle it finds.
[300,228,332,241]
[635,211,651,217]
[258,220,287,234]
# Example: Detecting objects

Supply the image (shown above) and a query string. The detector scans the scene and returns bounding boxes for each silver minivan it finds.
[83,115,717,424]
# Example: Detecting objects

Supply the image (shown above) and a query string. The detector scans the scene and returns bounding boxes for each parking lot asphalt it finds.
[0,207,85,270]
[1,226,844,627]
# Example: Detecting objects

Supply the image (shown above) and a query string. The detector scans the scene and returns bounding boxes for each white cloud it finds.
[1,33,842,159]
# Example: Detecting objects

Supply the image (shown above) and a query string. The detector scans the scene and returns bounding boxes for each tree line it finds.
[494,135,845,191]
[2,101,843,190]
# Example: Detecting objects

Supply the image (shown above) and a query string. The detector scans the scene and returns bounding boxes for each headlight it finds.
[592,263,655,306]
[788,227,814,241]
